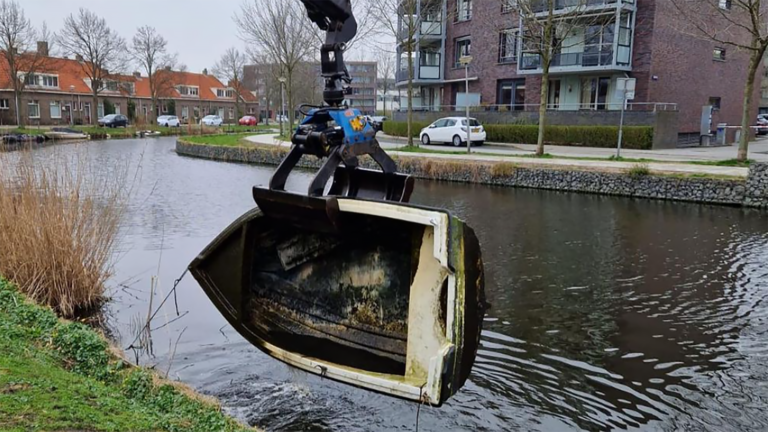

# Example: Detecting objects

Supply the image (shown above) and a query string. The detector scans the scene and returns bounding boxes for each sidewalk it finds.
[244,134,749,178]
[376,133,768,163]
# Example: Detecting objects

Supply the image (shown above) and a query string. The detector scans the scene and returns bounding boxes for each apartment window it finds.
[499,29,518,64]
[713,47,726,61]
[497,79,526,111]
[227,107,233,119]
[581,77,611,110]
[162,104,168,114]
[719,0,731,9]
[97,103,104,118]
[181,106,189,119]
[105,81,119,91]
[50,101,62,119]
[28,100,40,118]
[709,97,722,110]
[0,99,8,110]
[502,0,516,13]
[456,0,472,21]
[455,37,471,68]
[114,103,121,115]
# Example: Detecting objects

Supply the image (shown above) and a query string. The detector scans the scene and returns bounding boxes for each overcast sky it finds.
[23,0,381,74]
[24,0,246,74]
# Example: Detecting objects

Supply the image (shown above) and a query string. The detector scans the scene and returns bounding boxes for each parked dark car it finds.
[98,114,129,128]
[756,115,768,136]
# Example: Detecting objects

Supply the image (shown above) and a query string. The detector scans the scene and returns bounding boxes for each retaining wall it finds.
[175,140,768,209]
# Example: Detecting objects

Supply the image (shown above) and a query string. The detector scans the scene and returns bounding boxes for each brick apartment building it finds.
[395,0,760,144]
[0,42,258,126]
[243,61,378,118]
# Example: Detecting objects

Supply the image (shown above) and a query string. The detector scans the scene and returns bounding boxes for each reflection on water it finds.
[25,138,768,431]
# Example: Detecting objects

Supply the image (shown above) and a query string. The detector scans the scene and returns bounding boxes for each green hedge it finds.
[384,121,654,150]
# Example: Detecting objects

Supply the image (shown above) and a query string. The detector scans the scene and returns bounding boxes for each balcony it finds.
[529,0,634,15]
[396,65,442,84]
[521,50,615,69]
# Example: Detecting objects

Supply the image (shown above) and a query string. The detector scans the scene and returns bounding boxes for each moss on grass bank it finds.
[0,278,252,432]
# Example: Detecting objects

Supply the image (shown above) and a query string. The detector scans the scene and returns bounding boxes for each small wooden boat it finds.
[45,128,89,140]
[136,130,162,138]
[189,191,485,406]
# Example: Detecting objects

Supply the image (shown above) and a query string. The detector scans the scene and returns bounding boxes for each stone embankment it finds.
[176,139,768,208]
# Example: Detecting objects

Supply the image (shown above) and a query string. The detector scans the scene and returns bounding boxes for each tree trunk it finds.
[738,48,763,162]
[92,92,99,125]
[14,89,25,128]
[536,10,554,157]
[287,73,294,134]
[537,67,550,157]
[407,42,415,147]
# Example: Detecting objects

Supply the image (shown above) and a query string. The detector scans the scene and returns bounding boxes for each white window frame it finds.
[0,99,8,110]
[455,37,472,68]
[456,0,472,21]
[216,88,235,98]
[50,101,62,119]
[28,100,40,118]
[499,29,519,64]
[22,73,59,88]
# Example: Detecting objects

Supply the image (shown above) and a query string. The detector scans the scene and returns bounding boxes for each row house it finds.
[0,43,258,126]
[395,0,760,141]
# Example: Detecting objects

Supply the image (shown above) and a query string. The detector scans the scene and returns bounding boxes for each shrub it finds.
[383,120,430,138]
[628,163,651,177]
[384,121,654,149]
[0,150,128,317]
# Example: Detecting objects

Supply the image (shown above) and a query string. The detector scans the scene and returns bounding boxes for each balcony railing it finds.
[396,64,442,82]
[529,0,634,13]
[520,50,615,70]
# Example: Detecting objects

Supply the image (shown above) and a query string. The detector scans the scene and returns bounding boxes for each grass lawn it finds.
[0,278,252,432]
[183,133,257,147]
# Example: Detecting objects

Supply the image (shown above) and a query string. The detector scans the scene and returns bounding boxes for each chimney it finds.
[37,41,49,56]
[164,66,172,72]
[76,54,84,62]
[202,68,208,76]
[133,71,141,79]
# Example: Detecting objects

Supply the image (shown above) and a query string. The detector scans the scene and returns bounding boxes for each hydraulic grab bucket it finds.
[187,0,486,407]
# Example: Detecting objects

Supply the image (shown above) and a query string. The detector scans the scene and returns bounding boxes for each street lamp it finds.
[459,55,473,154]
[69,85,76,126]
[278,77,287,137]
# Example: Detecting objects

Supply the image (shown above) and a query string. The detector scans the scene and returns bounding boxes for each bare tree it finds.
[58,8,127,125]
[376,49,396,117]
[370,0,448,146]
[130,25,176,124]
[235,0,316,132]
[213,47,247,119]
[517,0,616,156]
[669,0,767,162]
[0,0,48,126]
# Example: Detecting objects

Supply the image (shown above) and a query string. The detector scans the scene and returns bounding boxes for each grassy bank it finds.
[0,278,251,432]
[3,124,277,140]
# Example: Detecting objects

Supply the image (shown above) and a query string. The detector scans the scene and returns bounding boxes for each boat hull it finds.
[189,194,484,405]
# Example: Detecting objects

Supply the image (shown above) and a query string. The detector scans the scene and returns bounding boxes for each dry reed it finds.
[0,148,128,317]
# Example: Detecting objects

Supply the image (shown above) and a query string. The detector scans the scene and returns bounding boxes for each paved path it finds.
[244,134,750,178]
[377,133,768,163]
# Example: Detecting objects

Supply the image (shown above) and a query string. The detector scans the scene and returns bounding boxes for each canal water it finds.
[28,138,768,431]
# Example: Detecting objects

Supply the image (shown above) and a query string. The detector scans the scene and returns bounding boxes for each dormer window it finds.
[23,73,59,88]
[216,88,234,98]
[177,85,199,96]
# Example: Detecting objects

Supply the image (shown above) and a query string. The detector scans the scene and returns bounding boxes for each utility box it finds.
[716,123,727,145]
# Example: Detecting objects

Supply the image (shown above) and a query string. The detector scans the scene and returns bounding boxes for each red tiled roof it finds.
[0,53,258,105]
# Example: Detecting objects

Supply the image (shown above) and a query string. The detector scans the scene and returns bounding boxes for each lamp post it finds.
[459,55,473,154]
[278,77,287,137]
[70,85,76,126]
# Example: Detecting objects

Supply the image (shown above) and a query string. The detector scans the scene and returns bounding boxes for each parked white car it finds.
[419,117,486,147]
[200,115,223,126]
[157,115,181,127]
